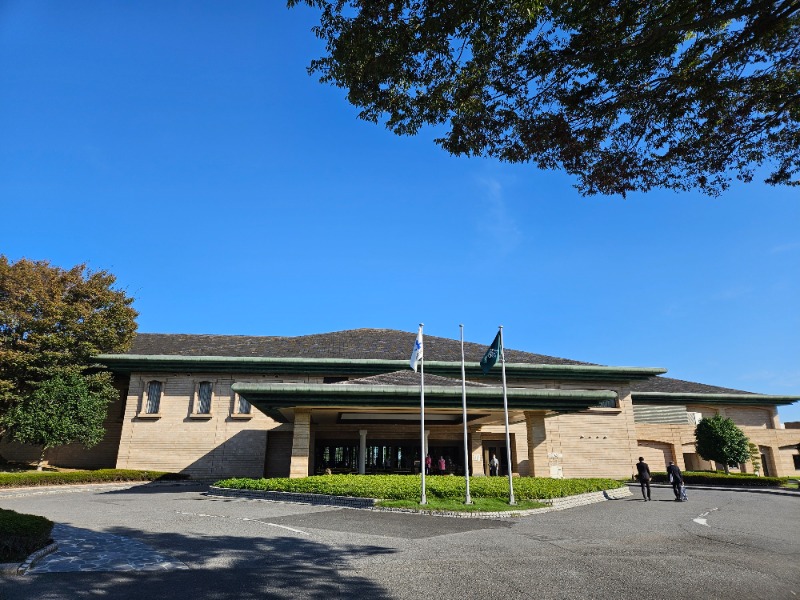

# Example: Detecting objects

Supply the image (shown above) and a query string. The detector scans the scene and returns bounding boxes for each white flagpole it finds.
[499,325,516,505]
[419,323,427,505]
[460,325,472,504]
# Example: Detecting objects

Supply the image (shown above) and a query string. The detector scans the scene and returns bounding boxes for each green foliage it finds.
[214,474,624,501]
[377,498,547,512]
[0,371,116,454]
[0,256,137,454]
[289,1,800,196]
[648,470,786,487]
[0,508,53,562]
[695,415,751,472]
[748,442,761,475]
[0,469,188,488]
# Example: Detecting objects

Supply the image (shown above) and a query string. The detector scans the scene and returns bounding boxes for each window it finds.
[231,392,252,418]
[144,381,162,414]
[196,381,213,414]
[793,454,800,471]
[236,394,251,415]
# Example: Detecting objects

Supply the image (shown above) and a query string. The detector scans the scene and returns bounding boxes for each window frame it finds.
[189,380,215,419]
[230,391,253,420]
[139,379,165,418]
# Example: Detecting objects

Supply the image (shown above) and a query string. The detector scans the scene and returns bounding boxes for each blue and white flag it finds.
[409,326,423,372]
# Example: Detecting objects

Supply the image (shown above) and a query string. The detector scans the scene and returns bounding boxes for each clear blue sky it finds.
[2,2,799,422]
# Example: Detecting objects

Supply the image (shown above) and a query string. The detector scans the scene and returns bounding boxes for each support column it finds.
[358,429,367,475]
[289,408,311,478]
[526,411,550,477]
[469,429,484,476]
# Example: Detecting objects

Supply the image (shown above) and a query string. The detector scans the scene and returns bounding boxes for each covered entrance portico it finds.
[232,373,619,478]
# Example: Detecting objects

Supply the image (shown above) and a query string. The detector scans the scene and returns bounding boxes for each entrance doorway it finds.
[484,444,508,477]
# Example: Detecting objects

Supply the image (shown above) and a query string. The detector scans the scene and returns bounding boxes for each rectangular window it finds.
[237,394,251,415]
[145,381,162,414]
[793,454,800,470]
[197,382,212,414]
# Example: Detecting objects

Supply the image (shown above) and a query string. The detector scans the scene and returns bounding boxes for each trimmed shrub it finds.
[213,475,624,501]
[648,471,786,487]
[0,469,188,489]
[0,509,53,562]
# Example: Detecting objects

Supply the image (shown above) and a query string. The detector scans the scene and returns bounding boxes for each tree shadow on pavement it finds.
[1,527,397,600]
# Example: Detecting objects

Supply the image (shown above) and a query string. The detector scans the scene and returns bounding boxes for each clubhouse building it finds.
[3,329,799,479]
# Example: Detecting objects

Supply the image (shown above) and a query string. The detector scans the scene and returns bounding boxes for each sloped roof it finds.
[128,329,592,365]
[337,370,491,387]
[124,329,759,395]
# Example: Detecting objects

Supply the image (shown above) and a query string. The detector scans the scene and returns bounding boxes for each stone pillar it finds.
[526,411,550,477]
[424,429,430,457]
[469,429,484,476]
[769,406,781,430]
[289,408,311,478]
[358,429,367,475]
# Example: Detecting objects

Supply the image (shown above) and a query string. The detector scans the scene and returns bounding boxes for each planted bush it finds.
[648,471,786,487]
[214,474,624,501]
[0,469,188,488]
[0,509,53,562]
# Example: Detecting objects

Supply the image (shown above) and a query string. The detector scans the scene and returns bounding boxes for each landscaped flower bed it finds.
[214,474,625,501]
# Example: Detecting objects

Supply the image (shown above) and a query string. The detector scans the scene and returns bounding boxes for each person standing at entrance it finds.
[438,456,446,474]
[489,454,500,476]
[635,457,651,501]
[666,461,684,501]
[425,454,432,475]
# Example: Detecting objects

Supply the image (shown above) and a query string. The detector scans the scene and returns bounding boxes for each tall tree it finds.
[0,257,137,463]
[695,415,751,474]
[289,1,800,196]
[0,372,115,470]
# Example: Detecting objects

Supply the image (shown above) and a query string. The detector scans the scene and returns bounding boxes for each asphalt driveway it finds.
[1,482,797,599]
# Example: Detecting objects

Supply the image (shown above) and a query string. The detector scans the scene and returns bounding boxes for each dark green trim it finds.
[232,382,616,413]
[632,392,800,407]
[95,354,666,382]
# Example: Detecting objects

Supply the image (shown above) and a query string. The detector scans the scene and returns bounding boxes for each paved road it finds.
[0,482,798,599]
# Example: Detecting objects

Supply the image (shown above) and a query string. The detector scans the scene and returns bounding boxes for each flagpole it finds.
[499,326,516,505]
[419,323,427,505]
[460,325,472,505]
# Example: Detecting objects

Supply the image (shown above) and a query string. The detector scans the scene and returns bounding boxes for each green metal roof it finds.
[632,392,800,406]
[95,354,666,382]
[231,382,617,412]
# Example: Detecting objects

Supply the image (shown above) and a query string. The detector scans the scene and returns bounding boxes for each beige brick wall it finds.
[115,372,305,478]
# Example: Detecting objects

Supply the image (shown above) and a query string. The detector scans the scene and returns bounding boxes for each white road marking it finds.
[175,511,310,536]
[693,507,718,527]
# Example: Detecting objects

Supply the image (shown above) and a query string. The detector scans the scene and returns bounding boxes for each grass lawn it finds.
[377,497,548,512]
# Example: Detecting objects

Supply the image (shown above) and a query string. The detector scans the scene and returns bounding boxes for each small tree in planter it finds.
[695,415,750,475]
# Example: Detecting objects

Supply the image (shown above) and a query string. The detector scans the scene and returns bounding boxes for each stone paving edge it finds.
[0,541,59,576]
[206,485,633,518]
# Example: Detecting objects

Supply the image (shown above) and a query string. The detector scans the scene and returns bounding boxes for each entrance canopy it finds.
[232,370,617,424]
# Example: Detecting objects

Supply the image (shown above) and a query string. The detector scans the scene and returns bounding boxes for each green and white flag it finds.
[480,331,502,374]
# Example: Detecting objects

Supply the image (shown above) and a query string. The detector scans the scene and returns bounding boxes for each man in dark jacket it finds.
[666,461,684,501]
[635,457,651,501]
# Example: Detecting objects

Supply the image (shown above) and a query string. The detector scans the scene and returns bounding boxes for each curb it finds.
[0,542,58,576]
[206,485,632,518]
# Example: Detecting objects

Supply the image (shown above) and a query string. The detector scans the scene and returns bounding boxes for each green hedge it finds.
[0,469,188,489]
[214,474,624,501]
[0,509,53,562]
[647,471,787,487]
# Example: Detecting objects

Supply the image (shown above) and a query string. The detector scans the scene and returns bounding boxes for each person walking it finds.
[489,454,500,476]
[666,461,684,501]
[635,457,651,501]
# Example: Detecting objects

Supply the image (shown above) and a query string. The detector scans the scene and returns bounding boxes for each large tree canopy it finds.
[289,0,800,196]
[0,257,138,458]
